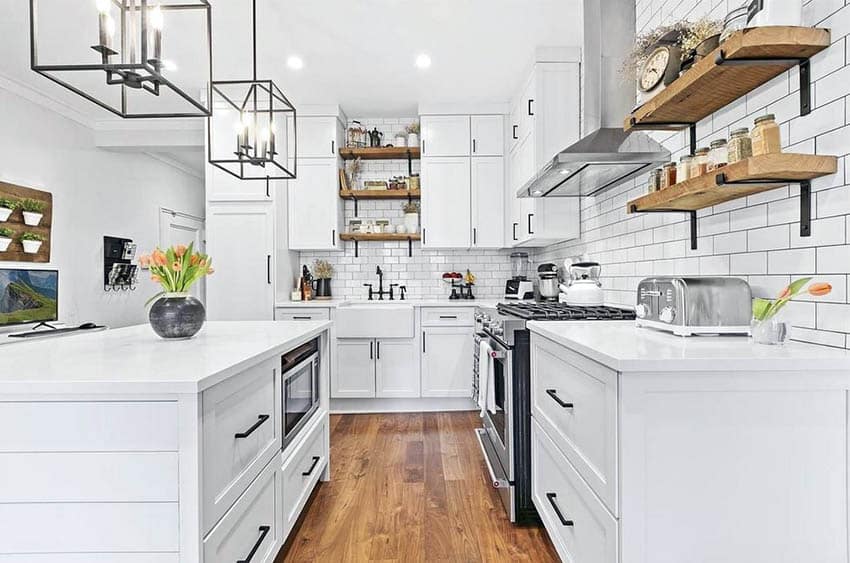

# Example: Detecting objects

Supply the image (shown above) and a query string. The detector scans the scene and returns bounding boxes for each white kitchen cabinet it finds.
[471,156,505,248]
[206,203,275,320]
[471,115,504,156]
[287,159,341,250]
[421,115,471,157]
[333,339,376,398]
[375,339,420,398]
[421,326,474,397]
[297,116,341,159]
[421,156,471,249]
[206,162,273,202]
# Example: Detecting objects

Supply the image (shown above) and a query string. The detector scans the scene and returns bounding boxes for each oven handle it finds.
[474,428,510,489]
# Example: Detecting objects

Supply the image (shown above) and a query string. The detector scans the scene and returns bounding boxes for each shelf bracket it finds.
[408,237,413,257]
[628,118,697,155]
[716,173,813,237]
[354,240,359,258]
[407,150,413,176]
[352,195,359,217]
[715,51,812,116]
[628,206,699,250]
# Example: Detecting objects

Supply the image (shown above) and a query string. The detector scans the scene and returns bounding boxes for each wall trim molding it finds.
[144,152,204,180]
[0,71,94,128]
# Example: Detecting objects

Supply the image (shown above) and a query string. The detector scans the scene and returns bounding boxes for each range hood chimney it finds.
[519,0,670,199]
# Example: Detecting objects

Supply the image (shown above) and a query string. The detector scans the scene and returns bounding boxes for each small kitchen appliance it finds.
[537,263,560,301]
[504,252,533,300]
[560,260,604,306]
[635,277,752,336]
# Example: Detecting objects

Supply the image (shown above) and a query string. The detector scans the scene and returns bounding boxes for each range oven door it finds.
[281,338,320,449]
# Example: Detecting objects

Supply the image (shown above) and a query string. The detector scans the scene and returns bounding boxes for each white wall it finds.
[536,0,850,348]
[0,88,204,330]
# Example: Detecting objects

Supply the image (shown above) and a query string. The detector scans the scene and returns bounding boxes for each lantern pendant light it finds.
[207,0,296,181]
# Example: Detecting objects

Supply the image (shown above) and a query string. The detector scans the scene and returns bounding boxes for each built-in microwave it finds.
[281,337,320,449]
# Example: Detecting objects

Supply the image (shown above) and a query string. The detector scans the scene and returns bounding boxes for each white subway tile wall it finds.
[298,117,515,299]
[535,0,850,348]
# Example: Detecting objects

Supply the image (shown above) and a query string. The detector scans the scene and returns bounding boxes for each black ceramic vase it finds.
[149,293,206,339]
[313,278,332,299]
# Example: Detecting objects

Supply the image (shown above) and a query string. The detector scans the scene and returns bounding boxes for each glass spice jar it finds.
[687,148,709,179]
[728,127,753,163]
[708,139,728,171]
[677,156,693,184]
[751,114,781,156]
[662,162,677,188]
[651,168,663,191]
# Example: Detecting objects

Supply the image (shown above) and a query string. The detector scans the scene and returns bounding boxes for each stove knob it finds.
[493,326,504,336]
[659,306,676,324]
[635,303,649,319]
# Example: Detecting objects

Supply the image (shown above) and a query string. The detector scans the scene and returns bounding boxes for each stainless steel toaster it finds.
[635,277,752,336]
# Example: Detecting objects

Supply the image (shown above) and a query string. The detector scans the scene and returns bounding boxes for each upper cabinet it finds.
[206,162,273,202]
[471,115,504,156]
[421,156,472,249]
[471,156,505,248]
[421,115,471,157]
[297,116,342,158]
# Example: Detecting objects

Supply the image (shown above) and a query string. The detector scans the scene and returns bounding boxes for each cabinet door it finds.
[297,116,339,158]
[333,339,376,398]
[421,156,471,249]
[421,326,474,397]
[471,156,504,248]
[533,62,580,168]
[206,163,272,202]
[471,115,504,156]
[421,115,471,157]
[375,339,420,398]
[206,203,275,320]
[288,159,341,250]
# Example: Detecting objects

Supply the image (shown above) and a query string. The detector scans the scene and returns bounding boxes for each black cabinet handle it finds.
[293,316,312,320]
[546,389,573,409]
[422,228,426,245]
[439,315,457,319]
[370,341,374,360]
[234,414,270,439]
[265,177,270,198]
[512,223,518,241]
[472,138,477,153]
[237,525,271,563]
[422,331,426,353]
[528,99,534,116]
[302,455,321,476]
[331,140,335,155]
[332,229,336,247]
[512,125,518,140]
[546,493,574,527]
[376,341,381,359]
[266,255,272,284]
[527,213,534,235]
[473,227,477,245]
[422,139,425,154]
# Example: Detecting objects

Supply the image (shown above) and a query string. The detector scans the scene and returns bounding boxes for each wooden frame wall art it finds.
[0,181,53,263]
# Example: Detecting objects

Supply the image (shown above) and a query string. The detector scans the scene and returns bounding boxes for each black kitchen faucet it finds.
[363,266,404,300]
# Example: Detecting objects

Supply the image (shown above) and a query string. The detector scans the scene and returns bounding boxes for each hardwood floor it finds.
[279,412,559,563]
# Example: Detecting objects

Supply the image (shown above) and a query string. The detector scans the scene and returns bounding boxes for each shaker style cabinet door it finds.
[297,116,339,158]
[333,339,376,398]
[375,339,420,398]
[471,156,505,248]
[470,115,504,156]
[288,159,341,250]
[420,156,472,249]
[421,115,471,157]
[421,326,474,397]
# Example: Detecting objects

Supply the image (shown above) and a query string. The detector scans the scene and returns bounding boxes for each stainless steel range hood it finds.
[516,127,670,198]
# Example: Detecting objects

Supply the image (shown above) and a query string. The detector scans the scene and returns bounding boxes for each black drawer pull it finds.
[293,316,312,320]
[237,525,271,563]
[546,493,574,527]
[234,414,270,439]
[546,389,573,409]
[439,315,458,319]
[302,455,321,476]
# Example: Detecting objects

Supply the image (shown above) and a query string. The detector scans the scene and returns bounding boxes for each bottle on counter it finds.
[751,114,781,156]
[677,156,693,184]
[728,127,753,163]
[708,139,728,171]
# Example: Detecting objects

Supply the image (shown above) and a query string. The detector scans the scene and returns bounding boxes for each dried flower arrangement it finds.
[405,122,420,135]
[620,18,721,80]
[313,259,334,279]
[680,17,723,58]
[345,157,363,189]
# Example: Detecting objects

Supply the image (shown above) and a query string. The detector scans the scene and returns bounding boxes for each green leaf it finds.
[787,277,813,297]
[752,298,773,321]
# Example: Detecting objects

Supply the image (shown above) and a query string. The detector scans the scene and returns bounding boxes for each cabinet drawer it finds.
[281,415,328,537]
[531,334,618,515]
[421,307,474,326]
[532,419,618,563]
[204,454,281,563]
[275,307,331,321]
[202,358,280,532]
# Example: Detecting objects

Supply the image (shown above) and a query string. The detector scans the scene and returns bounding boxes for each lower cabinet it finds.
[281,415,328,537]
[421,326,474,397]
[333,338,419,399]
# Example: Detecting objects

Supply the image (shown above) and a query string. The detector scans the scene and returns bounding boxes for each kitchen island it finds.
[527,320,850,563]
[0,321,332,563]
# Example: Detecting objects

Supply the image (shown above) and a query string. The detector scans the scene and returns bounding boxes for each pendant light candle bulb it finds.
[149,4,164,30]
[95,0,115,51]
[95,0,111,15]
[149,4,163,63]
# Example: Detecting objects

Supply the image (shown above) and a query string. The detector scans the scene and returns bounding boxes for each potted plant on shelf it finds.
[403,201,420,234]
[0,227,13,251]
[751,277,832,345]
[0,198,18,222]
[312,259,334,300]
[20,199,46,226]
[406,121,420,148]
[20,232,44,254]
[139,243,214,340]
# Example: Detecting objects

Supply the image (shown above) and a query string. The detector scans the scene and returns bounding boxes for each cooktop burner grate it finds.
[497,302,636,321]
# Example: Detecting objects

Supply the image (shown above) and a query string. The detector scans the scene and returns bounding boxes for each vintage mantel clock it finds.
[637,42,682,106]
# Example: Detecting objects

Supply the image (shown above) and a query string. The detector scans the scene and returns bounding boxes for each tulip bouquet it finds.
[752,277,832,322]
[139,243,214,305]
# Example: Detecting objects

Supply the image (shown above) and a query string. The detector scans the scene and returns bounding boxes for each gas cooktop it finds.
[497,302,636,321]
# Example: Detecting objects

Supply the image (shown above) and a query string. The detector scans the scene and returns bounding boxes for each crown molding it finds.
[0,71,96,128]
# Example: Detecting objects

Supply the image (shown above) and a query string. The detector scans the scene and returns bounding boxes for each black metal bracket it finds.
[407,149,413,176]
[716,173,812,236]
[715,51,812,116]
[629,118,697,155]
[352,194,359,217]
[349,236,415,259]
[353,240,359,257]
[629,205,699,250]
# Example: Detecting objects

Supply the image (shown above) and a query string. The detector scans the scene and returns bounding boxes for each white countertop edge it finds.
[275,299,499,308]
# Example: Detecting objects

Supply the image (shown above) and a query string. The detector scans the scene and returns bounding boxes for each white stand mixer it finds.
[560,260,604,306]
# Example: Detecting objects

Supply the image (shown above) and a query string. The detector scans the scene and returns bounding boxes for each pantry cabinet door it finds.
[471,156,505,248]
[297,116,339,158]
[421,116,471,157]
[375,339,420,398]
[333,339,376,398]
[471,115,504,156]
[288,159,341,250]
[421,156,472,249]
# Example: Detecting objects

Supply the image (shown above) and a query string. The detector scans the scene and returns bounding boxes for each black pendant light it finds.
[29,0,212,118]
[207,0,296,181]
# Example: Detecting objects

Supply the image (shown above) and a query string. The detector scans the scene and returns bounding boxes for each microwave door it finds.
[283,353,319,443]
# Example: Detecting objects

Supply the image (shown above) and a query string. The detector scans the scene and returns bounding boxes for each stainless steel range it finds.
[473,301,635,523]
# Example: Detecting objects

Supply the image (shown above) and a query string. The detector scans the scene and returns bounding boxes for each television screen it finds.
[0,269,58,327]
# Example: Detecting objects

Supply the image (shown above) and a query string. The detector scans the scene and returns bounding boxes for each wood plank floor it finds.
[279,412,559,563]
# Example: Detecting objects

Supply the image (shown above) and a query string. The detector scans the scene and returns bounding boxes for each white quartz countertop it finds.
[0,321,331,395]
[276,298,500,308]
[528,321,850,372]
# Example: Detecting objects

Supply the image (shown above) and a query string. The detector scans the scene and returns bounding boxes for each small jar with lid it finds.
[648,169,662,193]
[751,114,781,156]
[662,162,677,188]
[728,127,753,163]
[677,156,692,184]
[692,147,711,177]
[708,139,728,170]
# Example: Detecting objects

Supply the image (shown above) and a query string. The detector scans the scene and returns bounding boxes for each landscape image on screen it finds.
[0,269,58,326]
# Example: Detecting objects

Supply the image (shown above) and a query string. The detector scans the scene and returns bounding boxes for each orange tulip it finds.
[190,254,200,266]
[808,282,832,297]
[152,249,167,266]
[151,274,161,283]
[207,267,215,275]
[175,244,187,257]
[172,261,182,272]
[139,254,150,267]
[777,286,792,300]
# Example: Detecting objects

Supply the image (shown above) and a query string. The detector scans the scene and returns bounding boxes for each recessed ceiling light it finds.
[415,54,432,69]
[287,56,304,70]
[559,169,571,175]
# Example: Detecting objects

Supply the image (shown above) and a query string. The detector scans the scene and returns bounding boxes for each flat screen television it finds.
[0,268,58,327]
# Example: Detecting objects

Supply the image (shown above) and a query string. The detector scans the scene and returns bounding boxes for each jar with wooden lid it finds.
[751,114,781,156]
[677,156,693,184]
[662,162,677,188]
[708,139,728,170]
[728,128,753,163]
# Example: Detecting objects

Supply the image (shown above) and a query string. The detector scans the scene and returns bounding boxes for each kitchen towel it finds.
[478,340,497,416]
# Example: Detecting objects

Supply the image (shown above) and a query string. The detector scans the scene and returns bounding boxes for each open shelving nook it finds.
[339,232,421,258]
[339,188,420,217]
[339,146,421,176]
[624,26,834,249]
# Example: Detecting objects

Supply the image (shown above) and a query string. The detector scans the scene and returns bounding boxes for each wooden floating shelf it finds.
[339,189,421,200]
[339,233,421,242]
[339,146,421,160]
[626,26,830,131]
[627,153,837,213]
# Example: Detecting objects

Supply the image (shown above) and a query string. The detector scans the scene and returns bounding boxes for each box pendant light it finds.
[207,0,296,181]
[29,0,212,118]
